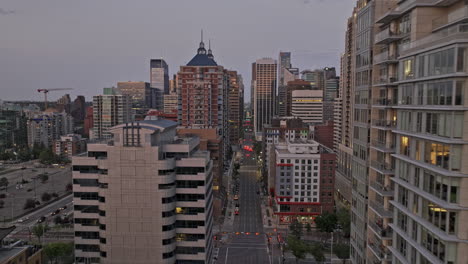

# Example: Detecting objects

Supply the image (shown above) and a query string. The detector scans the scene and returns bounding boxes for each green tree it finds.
[310,242,326,263]
[334,243,350,264]
[0,177,8,192]
[24,198,36,210]
[43,242,73,263]
[315,212,337,233]
[17,148,31,161]
[41,192,52,202]
[39,149,55,164]
[0,200,4,208]
[39,174,49,183]
[305,222,312,234]
[32,223,49,244]
[336,207,351,237]
[289,219,303,239]
[286,235,308,264]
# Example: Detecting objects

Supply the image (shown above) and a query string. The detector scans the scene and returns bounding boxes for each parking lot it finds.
[0,164,72,221]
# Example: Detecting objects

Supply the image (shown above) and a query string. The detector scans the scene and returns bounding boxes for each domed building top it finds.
[187,31,217,66]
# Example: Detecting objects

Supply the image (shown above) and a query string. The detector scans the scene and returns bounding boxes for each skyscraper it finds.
[72,120,213,263]
[117,81,155,111]
[252,58,277,139]
[227,70,244,145]
[291,90,323,124]
[91,88,131,140]
[150,59,169,110]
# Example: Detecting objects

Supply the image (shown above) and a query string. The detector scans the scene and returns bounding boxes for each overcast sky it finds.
[0,0,355,102]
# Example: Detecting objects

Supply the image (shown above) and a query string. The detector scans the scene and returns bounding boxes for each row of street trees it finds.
[285,208,351,263]
[0,144,69,165]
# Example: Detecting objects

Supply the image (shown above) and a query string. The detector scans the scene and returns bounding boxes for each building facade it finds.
[117,81,155,111]
[27,110,74,147]
[291,89,324,124]
[53,134,86,160]
[150,59,169,110]
[72,120,213,264]
[371,1,468,263]
[91,88,131,140]
[252,58,277,139]
[272,140,335,225]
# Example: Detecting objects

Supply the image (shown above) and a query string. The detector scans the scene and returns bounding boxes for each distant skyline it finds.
[1,0,355,102]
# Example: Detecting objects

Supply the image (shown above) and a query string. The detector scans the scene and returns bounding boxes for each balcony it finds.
[371,140,395,153]
[372,98,397,107]
[369,180,394,197]
[371,119,396,130]
[374,52,399,65]
[368,221,393,240]
[370,160,395,175]
[369,200,393,218]
[374,76,398,86]
[375,28,404,45]
[368,239,392,261]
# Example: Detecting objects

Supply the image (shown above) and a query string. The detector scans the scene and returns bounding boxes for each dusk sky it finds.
[1,0,355,102]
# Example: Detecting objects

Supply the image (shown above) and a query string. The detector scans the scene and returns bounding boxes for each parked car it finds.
[37,216,46,223]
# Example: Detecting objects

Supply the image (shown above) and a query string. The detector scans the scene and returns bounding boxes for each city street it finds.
[217,130,271,264]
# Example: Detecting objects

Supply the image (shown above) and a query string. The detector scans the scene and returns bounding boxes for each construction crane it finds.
[37,88,73,109]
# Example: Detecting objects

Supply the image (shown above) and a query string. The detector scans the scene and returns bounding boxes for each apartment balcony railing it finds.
[374,76,398,86]
[370,160,395,175]
[400,23,468,54]
[371,140,395,153]
[368,239,392,261]
[373,52,398,65]
[369,200,393,218]
[371,120,396,129]
[369,180,394,197]
[372,98,397,107]
[375,28,404,45]
[368,221,393,239]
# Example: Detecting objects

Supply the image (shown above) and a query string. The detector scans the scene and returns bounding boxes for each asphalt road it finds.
[217,130,271,264]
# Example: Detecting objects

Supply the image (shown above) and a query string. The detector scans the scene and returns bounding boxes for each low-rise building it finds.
[272,139,335,225]
[53,134,86,160]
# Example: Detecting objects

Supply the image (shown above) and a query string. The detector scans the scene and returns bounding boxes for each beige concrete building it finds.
[371,0,468,263]
[72,120,213,263]
[291,89,324,124]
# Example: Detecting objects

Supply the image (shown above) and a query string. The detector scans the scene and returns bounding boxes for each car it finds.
[234,207,239,215]
[257,191,260,195]
[17,217,29,223]
[235,203,240,207]
[233,195,239,200]
[59,205,67,211]
[51,209,60,216]
[37,216,46,223]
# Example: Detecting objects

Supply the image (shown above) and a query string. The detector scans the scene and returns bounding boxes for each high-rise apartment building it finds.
[91,88,131,140]
[0,109,27,148]
[283,79,312,117]
[252,58,277,139]
[150,59,169,110]
[271,139,335,224]
[291,90,323,124]
[177,37,230,169]
[72,120,213,263]
[27,110,74,147]
[348,1,398,263]
[368,1,468,263]
[335,12,356,207]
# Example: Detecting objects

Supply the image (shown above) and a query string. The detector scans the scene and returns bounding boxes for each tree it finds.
[39,174,49,183]
[39,149,55,164]
[334,243,350,263]
[310,242,326,263]
[54,216,63,225]
[65,183,72,192]
[337,208,351,237]
[32,223,49,244]
[24,198,36,209]
[0,177,8,192]
[0,200,4,208]
[289,219,303,239]
[41,192,52,202]
[315,212,337,233]
[43,242,74,264]
[305,222,312,234]
[286,235,309,264]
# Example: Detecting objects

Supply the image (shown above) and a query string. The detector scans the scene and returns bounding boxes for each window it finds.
[400,84,413,104]
[400,136,410,156]
[428,48,455,76]
[403,58,415,80]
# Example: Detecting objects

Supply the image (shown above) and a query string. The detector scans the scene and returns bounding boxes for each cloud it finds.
[0,8,15,15]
